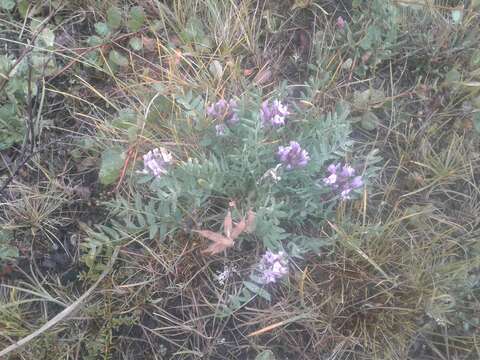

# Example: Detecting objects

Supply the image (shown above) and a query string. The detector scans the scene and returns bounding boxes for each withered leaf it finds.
[245,210,256,233]
[224,209,233,239]
[196,206,255,256]
[193,230,234,255]
[230,219,246,240]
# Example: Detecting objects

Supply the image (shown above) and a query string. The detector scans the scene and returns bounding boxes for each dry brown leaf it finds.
[195,205,255,256]
[224,209,233,239]
[202,241,232,256]
[245,209,256,233]
[193,230,234,255]
[230,218,246,240]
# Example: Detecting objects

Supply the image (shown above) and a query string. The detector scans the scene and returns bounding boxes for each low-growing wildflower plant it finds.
[277,141,310,170]
[207,98,239,125]
[141,147,173,178]
[258,250,288,284]
[323,163,363,199]
[260,99,289,127]
[125,96,371,311]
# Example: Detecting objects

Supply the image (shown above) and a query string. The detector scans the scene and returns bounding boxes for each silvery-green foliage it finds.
[85,83,379,268]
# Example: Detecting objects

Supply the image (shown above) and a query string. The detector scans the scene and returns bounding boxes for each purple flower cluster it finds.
[260,99,289,127]
[258,251,288,284]
[207,99,239,125]
[323,163,363,199]
[277,141,310,170]
[141,147,173,178]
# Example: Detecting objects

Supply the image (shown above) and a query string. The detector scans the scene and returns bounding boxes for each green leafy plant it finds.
[336,0,402,76]
[84,87,379,272]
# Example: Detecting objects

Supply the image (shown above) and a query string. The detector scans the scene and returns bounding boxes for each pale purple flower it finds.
[258,251,288,284]
[351,176,363,188]
[336,16,346,30]
[327,163,341,174]
[323,163,364,199]
[277,141,310,170]
[207,99,239,124]
[215,124,227,136]
[141,147,173,178]
[340,165,355,177]
[323,173,337,185]
[340,188,352,199]
[260,99,289,127]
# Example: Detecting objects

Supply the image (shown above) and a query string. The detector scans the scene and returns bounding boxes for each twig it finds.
[26,65,35,152]
[0,247,119,358]
[110,144,139,194]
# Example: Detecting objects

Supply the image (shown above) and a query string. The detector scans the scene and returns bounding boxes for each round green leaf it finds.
[360,111,379,131]
[109,50,129,67]
[255,350,276,360]
[473,112,480,134]
[128,37,143,51]
[127,6,145,32]
[107,6,122,30]
[95,22,111,37]
[99,148,125,185]
[0,0,15,11]
[36,28,55,48]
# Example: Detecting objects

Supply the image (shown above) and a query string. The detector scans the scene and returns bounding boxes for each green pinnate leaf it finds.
[0,104,25,151]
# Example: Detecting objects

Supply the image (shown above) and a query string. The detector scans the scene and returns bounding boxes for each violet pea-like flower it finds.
[323,162,364,199]
[141,147,173,178]
[260,99,289,127]
[277,141,310,170]
[258,251,288,284]
[207,99,239,125]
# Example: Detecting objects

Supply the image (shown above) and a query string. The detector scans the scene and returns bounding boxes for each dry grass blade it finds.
[0,247,119,358]
[247,314,308,337]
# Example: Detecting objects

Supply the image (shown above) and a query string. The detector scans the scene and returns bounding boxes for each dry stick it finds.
[0,247,119,358]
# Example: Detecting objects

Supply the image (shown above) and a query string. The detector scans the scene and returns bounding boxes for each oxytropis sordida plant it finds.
[133,89,378,310]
